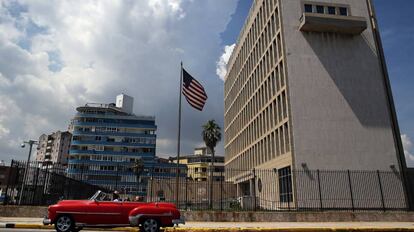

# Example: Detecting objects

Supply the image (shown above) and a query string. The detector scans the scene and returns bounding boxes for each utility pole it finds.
[19,140,39,205]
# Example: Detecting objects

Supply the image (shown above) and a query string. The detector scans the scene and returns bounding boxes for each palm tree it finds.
[202,119,221,209]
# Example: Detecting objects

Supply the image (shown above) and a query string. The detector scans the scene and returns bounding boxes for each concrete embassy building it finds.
[35,131,72,165]
[224,0,409,208]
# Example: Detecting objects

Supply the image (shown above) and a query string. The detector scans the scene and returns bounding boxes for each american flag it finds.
[182,68,207,111]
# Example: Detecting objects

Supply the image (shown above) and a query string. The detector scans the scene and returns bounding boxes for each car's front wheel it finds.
[140,218,160,232]
[55,215,75,232]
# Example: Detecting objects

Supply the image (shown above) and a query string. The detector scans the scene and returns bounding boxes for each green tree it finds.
[202,119,222,209]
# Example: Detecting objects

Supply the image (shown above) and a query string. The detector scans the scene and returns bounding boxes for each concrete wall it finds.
[0,206,48,218]
[1,205,414,222]
[280,0,400,171]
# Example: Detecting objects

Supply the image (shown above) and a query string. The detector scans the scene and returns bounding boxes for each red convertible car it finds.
[43,190,185,232]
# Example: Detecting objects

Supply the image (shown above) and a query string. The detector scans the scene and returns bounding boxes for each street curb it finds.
[164,229,414,232]
[1,224,414,232]
[0,223,139,231]
[0,223,52,229]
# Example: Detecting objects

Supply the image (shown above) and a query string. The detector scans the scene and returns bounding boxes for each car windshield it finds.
[89,190,109,201]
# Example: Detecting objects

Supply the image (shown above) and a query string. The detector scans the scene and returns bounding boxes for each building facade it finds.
[224,0,409,208]
[170,147,225,181]
[35,131,72,165]
[67,94,176,195]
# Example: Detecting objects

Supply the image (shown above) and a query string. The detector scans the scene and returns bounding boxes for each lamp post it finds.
[19,140,39,205]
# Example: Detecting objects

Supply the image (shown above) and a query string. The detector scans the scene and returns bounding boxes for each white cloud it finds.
[216,43,235,81]
[0,125,10,138]
[402,134,414,167]
[0,0,237,160]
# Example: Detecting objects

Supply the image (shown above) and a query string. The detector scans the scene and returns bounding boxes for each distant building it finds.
[67,94,178,195]
[170,147,225,181]
[0,165,18,201]
[35,131,72,165]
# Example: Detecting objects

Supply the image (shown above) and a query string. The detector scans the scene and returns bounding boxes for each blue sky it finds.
[0,0,412,167]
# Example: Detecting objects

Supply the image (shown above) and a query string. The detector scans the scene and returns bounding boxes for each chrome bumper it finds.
[172,216,185,225]
[43,217,51,225]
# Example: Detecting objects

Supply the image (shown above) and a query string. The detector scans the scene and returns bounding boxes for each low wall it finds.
[181,211,414,222]
[0,206,48,217]
[1,206,414,222]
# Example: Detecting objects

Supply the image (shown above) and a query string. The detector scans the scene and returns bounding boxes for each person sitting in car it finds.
[113,191,120,202]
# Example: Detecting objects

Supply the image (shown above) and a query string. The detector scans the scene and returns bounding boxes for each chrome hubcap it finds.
[143,219,158,232]
[56,216,72,231]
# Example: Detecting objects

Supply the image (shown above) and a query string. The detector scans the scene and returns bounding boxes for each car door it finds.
[82,200,125,226]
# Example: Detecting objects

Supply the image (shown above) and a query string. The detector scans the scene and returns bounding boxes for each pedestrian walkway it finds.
[1,217,414,231]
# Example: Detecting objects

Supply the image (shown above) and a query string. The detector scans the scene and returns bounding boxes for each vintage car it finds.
[43,190,185,232]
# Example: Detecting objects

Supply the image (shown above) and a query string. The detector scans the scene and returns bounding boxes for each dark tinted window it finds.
[316,5,324,14]
[328,6,336,15]
[304,4,313,13]
[278,166,293,203]
[339,7,348,16]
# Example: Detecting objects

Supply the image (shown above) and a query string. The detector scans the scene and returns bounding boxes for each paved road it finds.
[0,230,116,232]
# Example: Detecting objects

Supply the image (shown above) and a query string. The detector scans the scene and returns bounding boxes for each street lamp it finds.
[19,140,39,205]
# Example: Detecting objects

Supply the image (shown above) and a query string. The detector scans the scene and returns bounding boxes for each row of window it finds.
[225,63,287,148]
[75,117,155,125]
[72,135,156,145]
[192,167,224,173]
[224,0,293,173]
[70,145,155,153]
[226,121,290,172]
[225,0,281,107]
[226,88,289,162]
[70,154,139,162]
[225,0,279,93]
[304,3,348,16]
[68,163,176,175]
[80,108,125,116]
[187,157,225,163]
[225,35,284,131]
[75,126,155,135]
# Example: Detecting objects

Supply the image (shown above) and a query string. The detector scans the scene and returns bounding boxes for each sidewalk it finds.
[1,217,414,231]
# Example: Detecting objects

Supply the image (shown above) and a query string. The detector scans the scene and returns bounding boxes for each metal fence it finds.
[2,160,409,211]
[2,160,108,205]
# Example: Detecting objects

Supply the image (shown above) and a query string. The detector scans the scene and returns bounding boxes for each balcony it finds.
[299,12,367,35]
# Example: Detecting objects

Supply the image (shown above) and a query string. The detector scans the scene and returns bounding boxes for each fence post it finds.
[61,166,68,200]
[377,170,386,211]
[31,165,40,205]
[150,168,154,202]
[41,165,49,205]
[3,160,14,205]
[185,169,188,210]
[80,163,84,182]
[317,169,323,210]
[209,165,213,210]
[220,170,223,211]
[347,170,355,211]
[252,168,257,211]
[115,164,119,190]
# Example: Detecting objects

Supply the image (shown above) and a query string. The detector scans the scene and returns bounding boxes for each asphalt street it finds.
[0,230,121,232]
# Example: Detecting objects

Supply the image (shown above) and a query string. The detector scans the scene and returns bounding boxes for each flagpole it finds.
[175,61,183,205]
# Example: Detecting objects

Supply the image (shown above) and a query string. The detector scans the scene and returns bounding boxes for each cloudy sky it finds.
[0,0,413,167]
